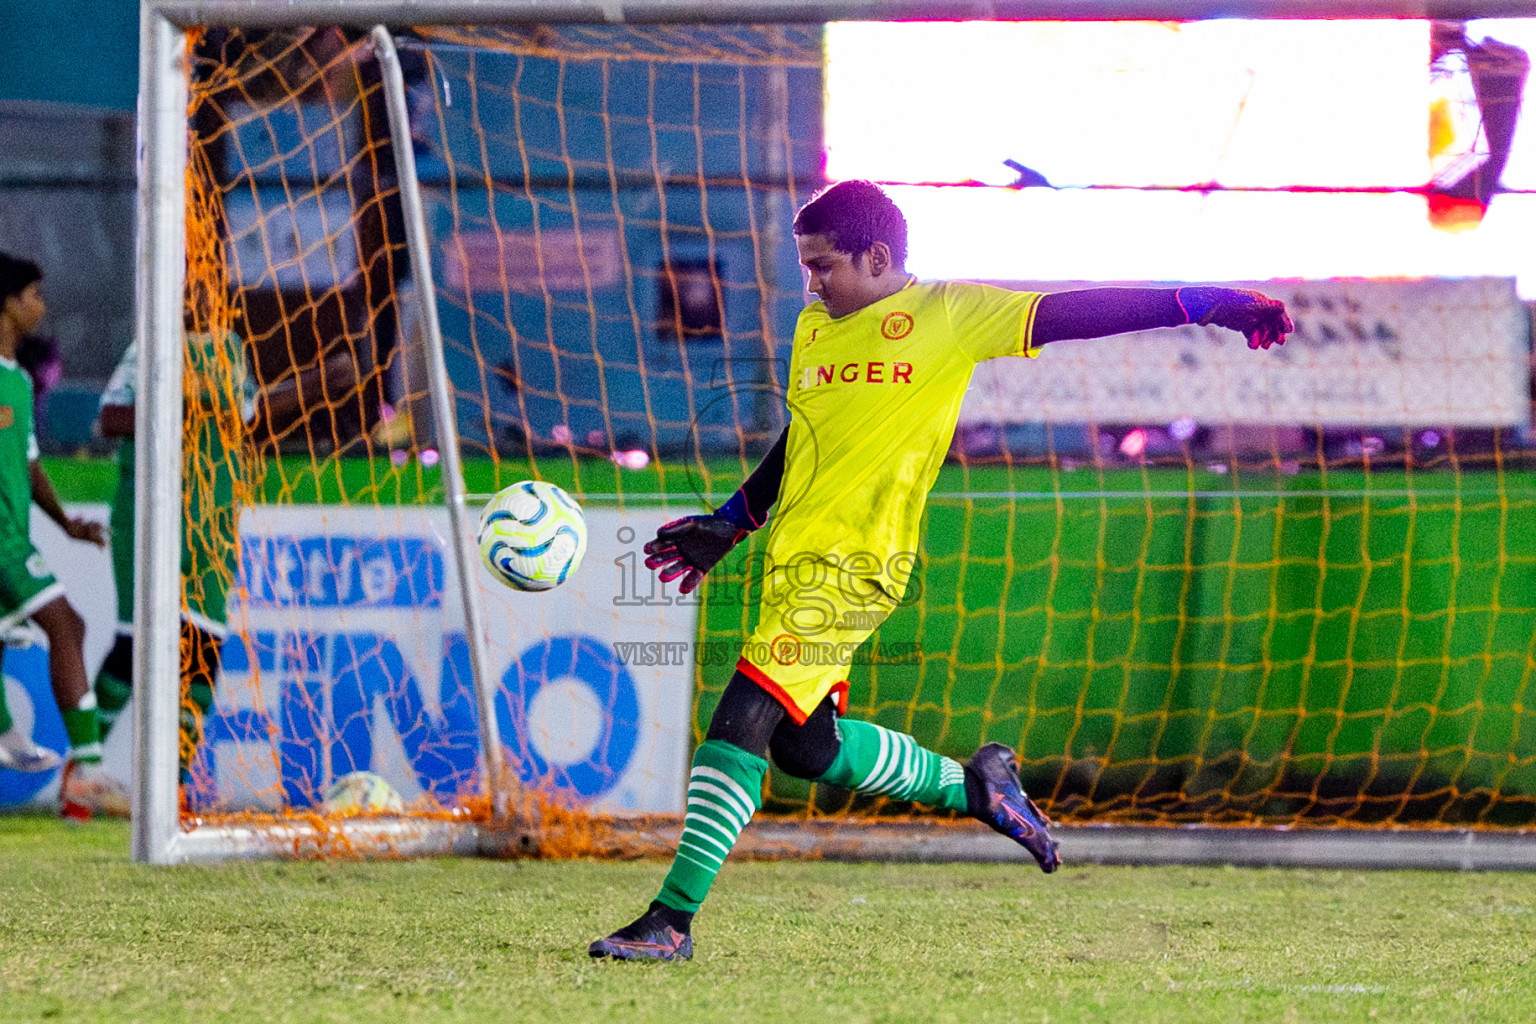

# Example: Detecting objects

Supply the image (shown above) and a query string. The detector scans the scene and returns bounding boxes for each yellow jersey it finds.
[765,279,1043,599]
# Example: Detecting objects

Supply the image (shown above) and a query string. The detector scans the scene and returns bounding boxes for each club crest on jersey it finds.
[770,633,801,666]
[881,311,915,340]
[0,406,12,429]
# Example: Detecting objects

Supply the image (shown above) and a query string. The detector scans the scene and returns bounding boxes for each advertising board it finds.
[0,505,697,816]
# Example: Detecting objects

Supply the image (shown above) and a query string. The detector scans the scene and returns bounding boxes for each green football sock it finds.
[187,680,213,718]
[0,685,13,736]
[815,718,968,811]
[655,739,767,915]
[61,691,103,765]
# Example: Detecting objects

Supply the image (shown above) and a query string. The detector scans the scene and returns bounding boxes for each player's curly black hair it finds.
[793,179,908,266]
[0,253,42,304]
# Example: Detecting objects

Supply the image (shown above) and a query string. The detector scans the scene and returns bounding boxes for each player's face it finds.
[796,232,883,320]
[3,282,45,335]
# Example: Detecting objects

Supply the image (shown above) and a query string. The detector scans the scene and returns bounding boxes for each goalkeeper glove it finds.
[643,490,763,595]
[1176,286,1294,350]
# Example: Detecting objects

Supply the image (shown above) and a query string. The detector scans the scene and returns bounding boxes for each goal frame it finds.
[135,0,1535,866]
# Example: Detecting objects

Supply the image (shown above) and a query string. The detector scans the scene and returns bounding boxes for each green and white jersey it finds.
[99,337,258,497]
[0,355,58,629]
[182,329,258,498]
[98,342,138,410]
[100,343,138,547]
[102,335,256,633]
[101,345,138,627]
[0,355,39,548]
[102,335,258,415]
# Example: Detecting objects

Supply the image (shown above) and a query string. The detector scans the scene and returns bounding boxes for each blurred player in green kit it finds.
[92,280,352,801]
[0,253,128,819]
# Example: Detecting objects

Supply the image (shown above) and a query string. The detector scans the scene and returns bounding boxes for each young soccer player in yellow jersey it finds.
[0,254,129,819]
[590,181,1292,961]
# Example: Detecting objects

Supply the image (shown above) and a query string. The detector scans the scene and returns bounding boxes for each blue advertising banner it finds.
[0,504,696,815]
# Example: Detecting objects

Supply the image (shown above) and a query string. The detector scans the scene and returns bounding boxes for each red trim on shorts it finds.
[735,658,811,726]
[829,681,849,716]
[735,658,851,724]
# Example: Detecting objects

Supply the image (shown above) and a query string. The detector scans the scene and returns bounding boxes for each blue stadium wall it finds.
[412,38,824,455]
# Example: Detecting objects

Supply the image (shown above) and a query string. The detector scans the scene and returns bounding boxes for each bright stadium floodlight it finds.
[137,0,1536,871]
[824,19,1536,292]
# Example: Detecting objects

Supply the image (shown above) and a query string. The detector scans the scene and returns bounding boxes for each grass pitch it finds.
[2,814,1533,1024]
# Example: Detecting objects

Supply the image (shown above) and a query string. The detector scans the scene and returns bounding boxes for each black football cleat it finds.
[967,742,1061,873]
[588,903,694,962]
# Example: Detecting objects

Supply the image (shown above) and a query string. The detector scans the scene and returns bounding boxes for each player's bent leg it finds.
[590,671,779,962]
[790,707,1061,873]
[33,598,129,820]
[31,596,90,711]
[966,743,1060,873]
[766,696,840,779]
[811,716,970,812]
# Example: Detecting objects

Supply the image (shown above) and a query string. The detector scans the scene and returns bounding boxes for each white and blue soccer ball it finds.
[476,479,588,592]
[322,771,405,814]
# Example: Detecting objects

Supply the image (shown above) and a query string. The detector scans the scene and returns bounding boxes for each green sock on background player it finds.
[655,739,767,914]
[815,718,969,811]
[60,689,103,765]
[186,680,213,720]
[95,674,131,738]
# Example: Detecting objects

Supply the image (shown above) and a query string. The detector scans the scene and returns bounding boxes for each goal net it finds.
[142,9,1536,862]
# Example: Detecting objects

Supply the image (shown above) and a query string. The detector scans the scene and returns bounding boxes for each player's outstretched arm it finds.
[1033,286,1292,351]
[258,350,357,428]
[644,425,788,595]
[29,462,105,548]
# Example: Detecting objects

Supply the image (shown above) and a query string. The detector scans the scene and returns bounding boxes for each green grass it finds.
[57,453,1536,507]
[2,815,1533,1023]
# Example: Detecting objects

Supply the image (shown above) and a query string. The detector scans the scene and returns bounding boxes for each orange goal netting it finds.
[177,20,1536,852]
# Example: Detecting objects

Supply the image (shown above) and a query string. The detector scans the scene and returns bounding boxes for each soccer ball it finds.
[476,479,588,592]
[321,771,404,814]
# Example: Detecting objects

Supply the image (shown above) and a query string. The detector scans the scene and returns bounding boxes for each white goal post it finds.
[135,7,521,864]
[134,0,1536,867]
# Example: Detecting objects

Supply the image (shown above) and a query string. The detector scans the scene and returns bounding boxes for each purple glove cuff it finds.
[716,489,764,531]
[1176,286,1242,325]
